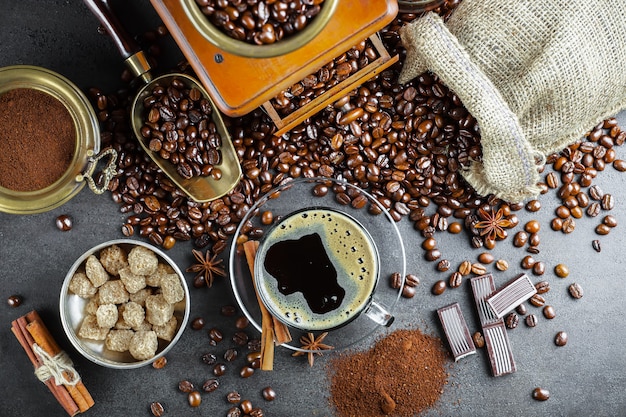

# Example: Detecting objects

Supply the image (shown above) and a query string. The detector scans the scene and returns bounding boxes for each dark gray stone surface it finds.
[1,1,625,416]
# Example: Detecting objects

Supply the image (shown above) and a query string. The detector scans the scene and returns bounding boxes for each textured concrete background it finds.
[1,1,625,416]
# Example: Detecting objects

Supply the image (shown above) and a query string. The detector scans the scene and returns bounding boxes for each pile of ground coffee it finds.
[0,88,75,191]
[329,328,449,417]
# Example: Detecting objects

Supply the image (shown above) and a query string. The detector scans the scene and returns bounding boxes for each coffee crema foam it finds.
[256,208,379,331]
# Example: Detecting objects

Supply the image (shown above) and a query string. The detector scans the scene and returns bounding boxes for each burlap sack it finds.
[399,0,626,202]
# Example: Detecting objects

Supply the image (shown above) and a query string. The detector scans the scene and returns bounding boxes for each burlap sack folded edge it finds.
[399,13,547,203]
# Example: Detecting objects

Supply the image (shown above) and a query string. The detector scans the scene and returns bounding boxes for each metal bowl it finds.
[181,0,339,58]
[59,239,190,369]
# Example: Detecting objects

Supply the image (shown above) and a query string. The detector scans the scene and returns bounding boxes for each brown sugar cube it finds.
[85,254,110,287]
[114,305,132,330]
[160,273,185,304]
[145,294,175,326]
[84,296,100,315]
[98,280,130,305]
[153,316,177,342]
[128,246,159,276]
[78,315,109,341]
[68,271,97,298]
[133,321,153,332]
[129,330,158,361]
[96,303,119,329]
[105,329,134,352]
[146,263,175,287]
[129,288,152,307]
[119,267,147,294]
[99,244,128,276]
[122,301,146,329]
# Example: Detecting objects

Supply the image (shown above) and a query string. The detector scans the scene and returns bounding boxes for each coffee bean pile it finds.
[271,38,378,117]
[195,0,325,45]
[140,78,223,179]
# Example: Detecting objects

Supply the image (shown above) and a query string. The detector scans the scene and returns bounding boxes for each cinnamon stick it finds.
[11,317,79,417]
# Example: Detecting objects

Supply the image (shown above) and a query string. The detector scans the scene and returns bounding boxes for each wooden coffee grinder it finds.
[150,0,399,136]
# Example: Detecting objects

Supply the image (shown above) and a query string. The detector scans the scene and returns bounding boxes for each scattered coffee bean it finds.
[595,223,611,235]
[152,356,167,369]
[535,281,550,294]
[515,303,527,315]
[524,220,540,234]
[529,294,546,307]
[55,214,73,231]
[437,259,451,272]
[188,391,202,407]
[191,317,205,330]
[505,312,519,329]
[554,263,569,278]
[601,193,615,210]
[240,365,255,378]
[7,294,22,307]
[202,378,219,393]
[240,400,253,414]
[532,387,550,401]
[555,331,568,346]
[405,274,420,287]
[472,331,485,348]
[477,252,494,264]
[235,316,250,329]
[262,387,277,401]
[568,283,584,299]
[471,263,487,275]
[178,380,194,393]
[589,184,604,200]
[458,260,472,276]
[208,328,223,343]
[448,272,463,289]
[448,222,462,234]
[561,217,576,233]
[401,284,416,299]
[224,348,239,362]
[213,363,226,376]
[532,261,546,276]
[521,255,535,269]
[525,314,538,327]
[227,391,242,404]
[543,305,556,319]
[233,331,249,346]
[389,272,402,289]
[150,401,165,417]
[495,259,509,271]
[221,305,237,316]
[201,352,217,365]
[602,214,618,227]
[526,199,541,212]
[592,239,602,252]
[432,280,446,295]
[513,231,528,247]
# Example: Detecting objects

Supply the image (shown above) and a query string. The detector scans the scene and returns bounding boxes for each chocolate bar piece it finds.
[483,321,517,377]
[470,274,500,327]
[437,303,476,361]
[486,274,537,319]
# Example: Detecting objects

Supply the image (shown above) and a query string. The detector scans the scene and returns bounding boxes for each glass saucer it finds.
[228,177,406,353]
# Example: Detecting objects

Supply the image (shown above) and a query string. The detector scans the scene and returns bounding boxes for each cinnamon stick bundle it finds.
[11,310,94,416]
[243,240,292,371]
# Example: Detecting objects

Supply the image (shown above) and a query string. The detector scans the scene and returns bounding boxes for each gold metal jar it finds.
[181,0,339,58]
[398,0,446,13]
[0,65,117,214]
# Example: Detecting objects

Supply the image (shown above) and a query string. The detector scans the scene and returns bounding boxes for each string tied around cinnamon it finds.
[32,343,80,386]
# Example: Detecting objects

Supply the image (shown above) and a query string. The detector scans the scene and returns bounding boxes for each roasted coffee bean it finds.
[150,401,165,417]
[589,184,604,200]
[221,305,237,316]
[527,246,540,254]
[201,352,217,365]
[202,378,219,393]
[458,260,472,276]
[595,223,611,235]
[224,348,239,362]
[613,159,626,171]
[235,316,250,329]
[561,217,576,233]
[529,294,546,307]
[262,386,276,401]
[592,239,602,252]
[55,214,73,231]
[603,214,618,227]
[513,231,528,247]
[240,365,255,378]
[191,317,205,330]
[554,263,569,278]
[401,284,416,299]
[515,303,527,315]
[568,283,584,299]
[437,259,451,272]
[532,387,550,401]
[505,313,519,329]
[525,199,541,212]
[178,380,195,393]
[425,249,441,262]
[525,314,538,327]
[448,272,463,289]
[432,280,447,295]
[208,328,223,343]
[535,281,550,294]
[521,255,535,269]
[495,259,509,271]
[240,400,253,414]
[550,217,563,231]
[233,331,249,346]
[7,294,22,307]
[389,272,402,289]
[532,261,546,276]
[586,202,601,217]
[152,356,167,369]
[471,263,487,275]
[477,252,494,264]
[472,331,485,348]
[405,274,420,287]
[227,407,242,417]
[524,220,540,234]
[555,331,568,346]
[188,391,202,407]
[543,305,556,319]
[448,222,462,234]
[227,391,242,404]
[601,193,615,210]
[213,363,226,376]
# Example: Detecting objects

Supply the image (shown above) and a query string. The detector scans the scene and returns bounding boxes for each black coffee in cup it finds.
[255,208,379,331]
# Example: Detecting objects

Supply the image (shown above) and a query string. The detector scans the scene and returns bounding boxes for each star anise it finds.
[292,332,333,367]
[474,207,513,241]
[186,249,225,287]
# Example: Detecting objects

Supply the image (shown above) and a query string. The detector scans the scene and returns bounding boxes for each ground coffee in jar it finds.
[329,328,449,417]
[0,88,75,191]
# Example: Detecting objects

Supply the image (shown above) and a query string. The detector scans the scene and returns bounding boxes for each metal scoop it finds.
[83,0,241,203]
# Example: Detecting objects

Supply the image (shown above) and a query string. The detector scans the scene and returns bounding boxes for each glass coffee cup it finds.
[230,177,406,351]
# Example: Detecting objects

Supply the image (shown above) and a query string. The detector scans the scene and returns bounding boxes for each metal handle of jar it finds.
[77,148,118,195]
